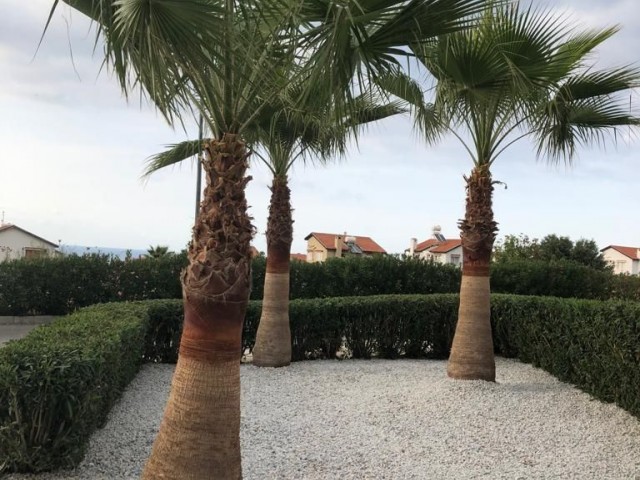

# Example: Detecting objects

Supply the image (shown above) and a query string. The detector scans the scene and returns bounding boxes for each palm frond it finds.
[142,140,203,178]
[297,0,489,123]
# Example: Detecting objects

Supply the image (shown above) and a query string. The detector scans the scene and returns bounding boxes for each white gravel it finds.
[7,358,640,479]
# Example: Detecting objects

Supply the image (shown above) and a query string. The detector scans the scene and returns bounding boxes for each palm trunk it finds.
[447,163,497,382]
[142,134,253,480]
[252,174,293,367]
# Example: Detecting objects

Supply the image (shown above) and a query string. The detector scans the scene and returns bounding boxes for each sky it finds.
[1,0,639,255]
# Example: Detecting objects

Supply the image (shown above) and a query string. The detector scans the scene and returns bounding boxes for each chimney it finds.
[334,234,343,258]
[409,238,417,256]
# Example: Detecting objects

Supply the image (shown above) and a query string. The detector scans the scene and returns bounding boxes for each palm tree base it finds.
[447,275,496,382]
[142,355,242,480]
[253,272,292,368]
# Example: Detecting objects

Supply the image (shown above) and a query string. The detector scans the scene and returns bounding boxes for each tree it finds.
[250,93,404,368]
[570,238,609,270]
[493,234,541,262]
[147,245,170,259]
[147,85,403,368]
[494,233,609,271]
[404,3,639,381]
[49,0,489,477]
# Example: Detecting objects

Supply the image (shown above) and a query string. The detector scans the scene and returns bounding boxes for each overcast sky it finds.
[1,0,639,255]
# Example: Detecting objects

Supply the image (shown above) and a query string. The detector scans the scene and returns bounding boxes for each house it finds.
[290,253,307,262]
[304,232,386,263]
[0,223,60,262]
[600,245,640,275]
[406,226,463,267]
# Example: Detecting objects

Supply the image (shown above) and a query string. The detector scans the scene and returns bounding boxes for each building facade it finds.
[305,232,386,263]
[0,224,60,262]
[601,245,640,275]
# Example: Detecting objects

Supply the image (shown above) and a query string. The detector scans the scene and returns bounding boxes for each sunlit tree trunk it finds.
[447,163,497,382]
[253,175,292,367]
[142,134,252,480]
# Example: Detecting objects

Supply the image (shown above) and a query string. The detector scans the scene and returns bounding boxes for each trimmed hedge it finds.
[492,295,640,417]
[2,294,639,473]
[0,254,185,316]
[0,303,150,472]
[3,254,640,316]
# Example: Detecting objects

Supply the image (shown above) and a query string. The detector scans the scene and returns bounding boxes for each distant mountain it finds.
[60,244,148,260]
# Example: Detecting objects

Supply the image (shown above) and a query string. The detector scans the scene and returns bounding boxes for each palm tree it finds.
[147,245,170,258]
[48,0,489,477]
[147,85,404,368]
[405,3,639,381]
[252,89,411,367]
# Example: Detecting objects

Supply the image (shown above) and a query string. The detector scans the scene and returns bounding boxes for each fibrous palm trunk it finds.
[447,163,497,382]
[142,134,253,480]
[252,174,293,367]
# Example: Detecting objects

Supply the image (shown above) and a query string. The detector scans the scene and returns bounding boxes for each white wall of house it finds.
[0,228,58,262]
[418,245,463,266]
[602,248,639,275]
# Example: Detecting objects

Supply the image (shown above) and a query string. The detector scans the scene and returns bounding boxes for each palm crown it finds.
[413,3,639,166]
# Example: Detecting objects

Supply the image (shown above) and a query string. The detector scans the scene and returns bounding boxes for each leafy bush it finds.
[491,259,640,301]
[251,255,461,300]
[491,295,640,417]
[0,303,149,473]
[4,253,640,316]
[2,293,639,474]
[0,254,186,315]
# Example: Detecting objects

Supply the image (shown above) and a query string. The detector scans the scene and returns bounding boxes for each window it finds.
[450,254,461,266]
[24,248,47,259]
[615,260,626,273]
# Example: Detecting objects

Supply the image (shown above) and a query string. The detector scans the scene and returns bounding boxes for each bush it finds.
[252,255,461,300]
[0,254,186,316]
[491,259,640,300]
[0,303,149,473]
[4,253,640,316]
[2,293,639,474]
[491,295,640,417]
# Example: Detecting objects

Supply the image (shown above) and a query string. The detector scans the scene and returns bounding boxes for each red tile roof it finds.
[304,232,386,254]
[414,239,439,252]
[415,238,461,254]
[0,224,59,248]
[602,245,640,260]
[290,253,307,262]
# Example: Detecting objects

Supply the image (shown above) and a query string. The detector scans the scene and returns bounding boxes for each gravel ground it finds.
[8,358,640,479]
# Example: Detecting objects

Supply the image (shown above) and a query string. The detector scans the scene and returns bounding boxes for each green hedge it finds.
[490,259,640,300]
[2,294,639,473]
[491,295,640,417]
[3,254,640,316]
[0,303,150,473]
[0,254,185,316]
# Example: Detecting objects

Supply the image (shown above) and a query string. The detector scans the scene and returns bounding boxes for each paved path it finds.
[0,324,39,346]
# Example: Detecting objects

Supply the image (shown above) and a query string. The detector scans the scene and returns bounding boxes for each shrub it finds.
[4,253,640,316]
[0,254,186,316]
[491,259,640,301]
[281,255,461,299]
[2,293,639,474]
[0,303,149,473]
[491,295,640,417]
